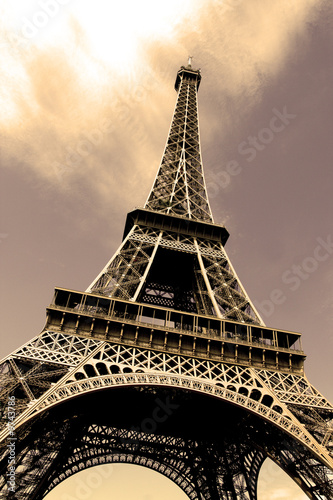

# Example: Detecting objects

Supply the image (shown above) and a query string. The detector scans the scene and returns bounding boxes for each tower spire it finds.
[145,62,212,222]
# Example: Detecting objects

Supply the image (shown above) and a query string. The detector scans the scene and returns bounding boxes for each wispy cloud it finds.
[0,1,322,211]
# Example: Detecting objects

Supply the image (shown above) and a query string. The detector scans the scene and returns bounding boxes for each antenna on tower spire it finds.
[187,55,193,68]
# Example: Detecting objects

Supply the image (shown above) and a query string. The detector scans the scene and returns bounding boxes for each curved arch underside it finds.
[1,386,332,500]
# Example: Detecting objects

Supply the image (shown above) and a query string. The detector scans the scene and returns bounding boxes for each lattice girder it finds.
[87,224,263,324]
[89,225,157,299]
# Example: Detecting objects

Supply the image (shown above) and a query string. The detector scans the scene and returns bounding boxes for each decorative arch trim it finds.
[17,372,331,467]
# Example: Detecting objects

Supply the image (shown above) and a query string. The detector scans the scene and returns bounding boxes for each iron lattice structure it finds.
[0,61,332,499]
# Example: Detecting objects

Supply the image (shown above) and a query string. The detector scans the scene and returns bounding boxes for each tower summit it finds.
[0,62,332,499]
[146,59,205,219]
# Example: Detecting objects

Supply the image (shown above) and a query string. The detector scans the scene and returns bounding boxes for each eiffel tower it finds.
[1,59,333,500]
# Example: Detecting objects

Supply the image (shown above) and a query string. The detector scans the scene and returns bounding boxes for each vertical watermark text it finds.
[7,396,16,494]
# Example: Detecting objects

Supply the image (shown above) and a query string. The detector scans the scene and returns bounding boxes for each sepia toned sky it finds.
[1,1,332,498]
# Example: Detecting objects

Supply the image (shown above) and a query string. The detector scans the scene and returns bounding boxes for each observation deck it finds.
[45,287,306,374]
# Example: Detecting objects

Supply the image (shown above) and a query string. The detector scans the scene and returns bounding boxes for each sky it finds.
[0,0,332,498]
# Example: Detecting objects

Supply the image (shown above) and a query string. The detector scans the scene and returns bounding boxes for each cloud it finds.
[185,0,321,123]
[0,0,328,214]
